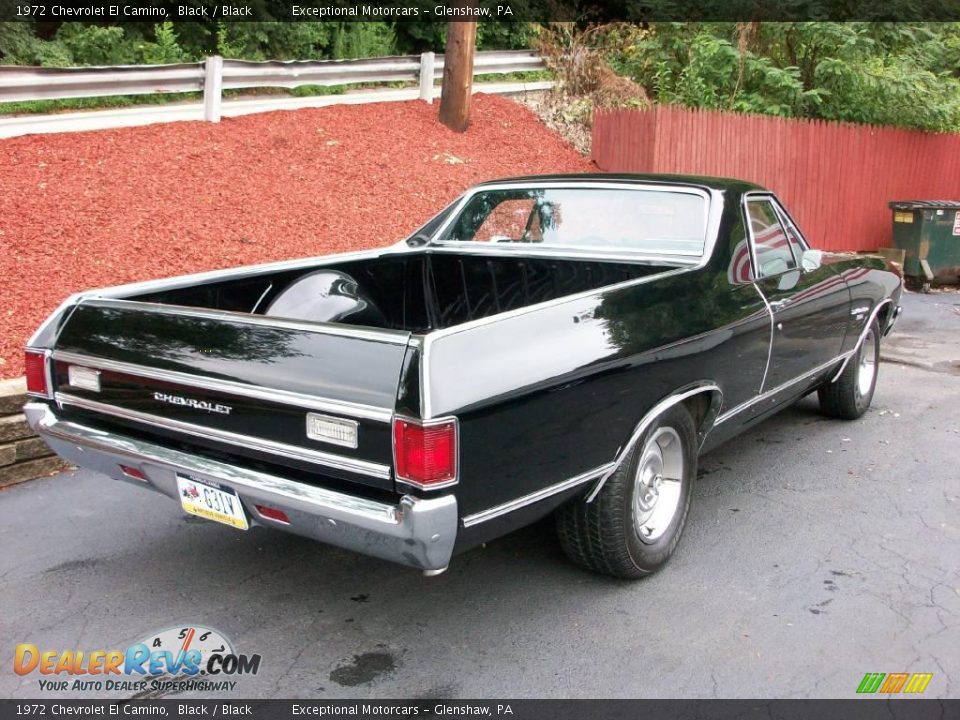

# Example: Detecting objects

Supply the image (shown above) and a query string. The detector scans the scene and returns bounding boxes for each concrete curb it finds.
[0,377,67,489]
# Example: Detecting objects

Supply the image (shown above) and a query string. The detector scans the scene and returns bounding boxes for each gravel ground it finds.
[0,95,593,379]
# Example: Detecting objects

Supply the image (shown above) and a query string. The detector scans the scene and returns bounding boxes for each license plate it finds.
[176,474,248,530]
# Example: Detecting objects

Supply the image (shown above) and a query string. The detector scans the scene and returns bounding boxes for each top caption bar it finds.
[1,0,958,22]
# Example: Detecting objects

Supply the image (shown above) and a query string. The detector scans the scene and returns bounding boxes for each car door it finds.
[745,194,851,392]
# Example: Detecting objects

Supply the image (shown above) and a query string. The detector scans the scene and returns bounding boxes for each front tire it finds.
[818,318,880,420]
[556,405,697,579]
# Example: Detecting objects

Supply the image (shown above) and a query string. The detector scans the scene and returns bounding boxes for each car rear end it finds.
[23,294,459,573]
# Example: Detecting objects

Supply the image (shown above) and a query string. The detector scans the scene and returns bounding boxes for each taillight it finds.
[24,349,49,397]
[393,417,458,489]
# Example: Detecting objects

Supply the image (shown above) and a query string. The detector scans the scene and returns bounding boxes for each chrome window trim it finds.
[770,202,810,262]
[767,196,811,253]
[461,462,616,528]
[54,392,392,480]
[585,382,722,504]
[714,351,854,425]
[51,350,394,423]
[829,299,893,383]
[428,181,714,260]
[742,192,800,280]
[77,297,411,346]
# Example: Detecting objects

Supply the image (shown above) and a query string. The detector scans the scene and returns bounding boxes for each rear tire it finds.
[556,405,697,579]
[818,318,880,420]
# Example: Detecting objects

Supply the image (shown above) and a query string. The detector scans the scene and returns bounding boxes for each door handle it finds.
[769,299,790,310]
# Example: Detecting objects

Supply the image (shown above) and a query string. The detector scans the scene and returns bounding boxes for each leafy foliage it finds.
[0,19,536,67]
[611,22,960,131]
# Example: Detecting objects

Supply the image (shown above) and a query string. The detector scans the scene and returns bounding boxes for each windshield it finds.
[436,187,708,256]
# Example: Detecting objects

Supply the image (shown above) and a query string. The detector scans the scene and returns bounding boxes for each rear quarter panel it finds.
[418,266,771,521]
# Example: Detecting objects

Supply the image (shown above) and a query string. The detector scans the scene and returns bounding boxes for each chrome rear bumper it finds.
[24,402,457,571]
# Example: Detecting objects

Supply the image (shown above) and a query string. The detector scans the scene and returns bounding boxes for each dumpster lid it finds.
[889,200,960,210]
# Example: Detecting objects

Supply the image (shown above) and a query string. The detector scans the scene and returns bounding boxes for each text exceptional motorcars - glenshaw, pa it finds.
[291,706,512,716]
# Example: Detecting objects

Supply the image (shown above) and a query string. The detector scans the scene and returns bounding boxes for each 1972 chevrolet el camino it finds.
[24,174,902,578]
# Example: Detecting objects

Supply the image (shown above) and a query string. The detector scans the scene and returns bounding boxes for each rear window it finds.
[437,187,709,257]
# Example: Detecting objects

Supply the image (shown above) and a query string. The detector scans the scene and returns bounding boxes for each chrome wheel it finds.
[632,427,684,544]
[856,329,877,398]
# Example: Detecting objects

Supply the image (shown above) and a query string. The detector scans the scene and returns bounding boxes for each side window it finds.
[747,199,796,278]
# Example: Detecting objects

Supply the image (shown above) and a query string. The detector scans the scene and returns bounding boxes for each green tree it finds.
[612,22,960,132]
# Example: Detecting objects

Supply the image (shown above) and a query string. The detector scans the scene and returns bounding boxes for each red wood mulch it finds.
[0,94,594,379]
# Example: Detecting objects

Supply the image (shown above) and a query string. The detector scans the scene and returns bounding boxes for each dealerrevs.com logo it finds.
[14,625,261,694]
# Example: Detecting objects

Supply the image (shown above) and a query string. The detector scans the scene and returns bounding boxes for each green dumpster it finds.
[888,200,960,286]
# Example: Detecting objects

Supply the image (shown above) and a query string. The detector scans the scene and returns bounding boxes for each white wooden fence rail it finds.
[0,50,552,138]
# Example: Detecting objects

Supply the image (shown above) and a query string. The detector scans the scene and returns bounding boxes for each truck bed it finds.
[126,250,674,332]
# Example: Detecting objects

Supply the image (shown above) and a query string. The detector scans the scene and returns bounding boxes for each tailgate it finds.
[49,299,410,491]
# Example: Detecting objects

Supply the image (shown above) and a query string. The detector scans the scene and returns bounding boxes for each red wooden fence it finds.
[592,106,960,252]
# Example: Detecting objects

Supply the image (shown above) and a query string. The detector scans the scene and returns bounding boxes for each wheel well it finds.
[682,389,723,438]
[876,303,891,331]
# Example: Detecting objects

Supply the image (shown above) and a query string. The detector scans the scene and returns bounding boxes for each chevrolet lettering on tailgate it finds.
[153,392,232,415]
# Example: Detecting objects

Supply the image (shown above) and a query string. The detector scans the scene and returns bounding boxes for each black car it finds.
[24,174,903,578]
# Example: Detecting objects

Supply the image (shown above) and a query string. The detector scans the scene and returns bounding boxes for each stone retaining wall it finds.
[0,378,66,488]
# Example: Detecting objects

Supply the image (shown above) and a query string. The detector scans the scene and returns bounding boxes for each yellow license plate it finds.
[176,474,248,530]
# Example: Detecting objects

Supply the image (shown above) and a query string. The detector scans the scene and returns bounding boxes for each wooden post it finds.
[203,55,223,123]
[419,51,436,104]
[439,20,476,132]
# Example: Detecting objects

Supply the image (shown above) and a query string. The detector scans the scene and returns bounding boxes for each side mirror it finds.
[801,249,823,271]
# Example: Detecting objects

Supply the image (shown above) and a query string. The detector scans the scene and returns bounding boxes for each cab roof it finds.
[475,173,765,195]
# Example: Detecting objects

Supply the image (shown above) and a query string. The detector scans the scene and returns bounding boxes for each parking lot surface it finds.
[1,292,958,700]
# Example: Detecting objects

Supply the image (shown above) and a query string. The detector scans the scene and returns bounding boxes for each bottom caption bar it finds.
[1,700,957,719]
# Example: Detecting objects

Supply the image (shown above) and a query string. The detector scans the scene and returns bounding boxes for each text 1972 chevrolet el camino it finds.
[24,174,902,578]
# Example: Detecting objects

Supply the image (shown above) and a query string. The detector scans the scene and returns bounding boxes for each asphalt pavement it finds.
[1,291,958,700]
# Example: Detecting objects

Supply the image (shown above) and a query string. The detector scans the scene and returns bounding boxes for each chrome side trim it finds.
[78,297,411,346]
[54,392,392,480]
[52,350,394,423]
[715,352,853,425]
[829,299,893,383]
[461,462,616,528]
[585,382,722,504]
[752,283,775,394]
[24,403,455,571]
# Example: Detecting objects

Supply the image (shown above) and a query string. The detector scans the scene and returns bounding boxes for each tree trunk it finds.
[439,20,477,133]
